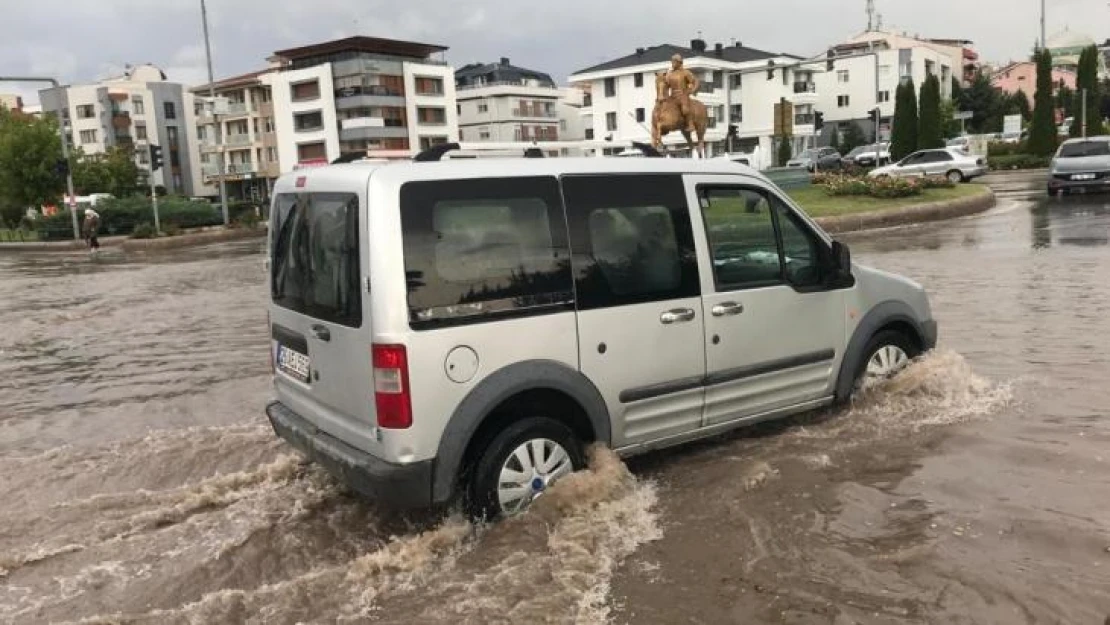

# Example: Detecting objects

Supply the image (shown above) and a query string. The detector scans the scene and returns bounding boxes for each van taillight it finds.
[373,344,412,429]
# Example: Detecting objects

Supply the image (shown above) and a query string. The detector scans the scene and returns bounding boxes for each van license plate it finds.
[277,344,311,382]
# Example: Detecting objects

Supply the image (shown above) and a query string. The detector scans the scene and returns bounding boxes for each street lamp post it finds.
[200,0,229,226]
[0,76,80,241]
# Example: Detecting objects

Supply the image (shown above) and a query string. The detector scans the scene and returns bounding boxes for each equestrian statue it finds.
[652,54,708,157]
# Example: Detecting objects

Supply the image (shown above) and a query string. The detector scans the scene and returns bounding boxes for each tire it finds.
[465,416,585,520]
[852,329,921,391]
[946,170,965,184]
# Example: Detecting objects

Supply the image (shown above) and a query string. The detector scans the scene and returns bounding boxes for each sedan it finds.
[787,147,842,172]
[1047,138,1110,196]
[851,143,892,168]
[868,148,988,183]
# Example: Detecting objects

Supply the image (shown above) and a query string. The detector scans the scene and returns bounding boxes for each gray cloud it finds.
[0,0,1100,105]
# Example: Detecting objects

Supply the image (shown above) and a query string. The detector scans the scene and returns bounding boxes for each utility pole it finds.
[1082,88,1088,138]
[0,76,80,241]
[200,0,229,226]
[1040,0,1046,50]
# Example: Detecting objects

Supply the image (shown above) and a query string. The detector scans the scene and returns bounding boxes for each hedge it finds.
[813,173,956,199]
[988,154,1051,170]
[36,196,223,241]
[987,141,1026,157]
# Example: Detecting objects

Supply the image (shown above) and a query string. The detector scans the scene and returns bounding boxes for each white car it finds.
[852,143,891,168]
[869,148,988,183]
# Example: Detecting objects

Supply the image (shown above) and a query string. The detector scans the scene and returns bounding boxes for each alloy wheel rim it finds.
[866,344,910,379]
[497,438,574,516]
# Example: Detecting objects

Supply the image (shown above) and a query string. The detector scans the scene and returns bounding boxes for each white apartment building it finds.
[569,39,819,161]
[817,30,973,144]
[188,70,281,201]
[38,64,197,195]
[0,94,24,112]
[265,36,458,167]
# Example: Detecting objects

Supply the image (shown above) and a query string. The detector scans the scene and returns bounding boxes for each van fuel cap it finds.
[445,346,479,383]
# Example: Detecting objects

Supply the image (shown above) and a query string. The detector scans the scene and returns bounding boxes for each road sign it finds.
[773,101,795,136]
[954,111,974,120]
[1003,114,1022,135]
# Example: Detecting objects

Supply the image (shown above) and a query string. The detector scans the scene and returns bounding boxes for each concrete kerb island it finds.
[814,186,997,235]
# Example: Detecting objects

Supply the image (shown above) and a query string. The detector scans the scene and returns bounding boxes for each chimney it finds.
[636,47,646,55]
[500,57,510,66]
[735,40,743,48]
[715,42,724,57]
[690,38,707,53]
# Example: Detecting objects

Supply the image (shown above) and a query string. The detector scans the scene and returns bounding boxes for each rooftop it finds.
[273,35,448,62]
[456,58,556,89]
[570,39,794,76]
[191,69,270,93]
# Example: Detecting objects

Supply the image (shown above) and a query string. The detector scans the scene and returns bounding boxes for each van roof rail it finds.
[413,142,462,162]
[630,142,664,157]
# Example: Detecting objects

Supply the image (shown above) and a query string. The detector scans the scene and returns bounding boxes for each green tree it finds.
[951,77,964,105]
[777,135,793,166]
[959,71,1004,133]
[840,122,867,154]
[828,126,840,152]
[1069,45,1104,137]
[71,146,141,197]
[1011,90,1032,121]
[918,74,943,149]
[939,98,962,138]
[1029,48,1059,156]
[0,108,64,223]
[1057,82,1076,118]
[891,79,919,160]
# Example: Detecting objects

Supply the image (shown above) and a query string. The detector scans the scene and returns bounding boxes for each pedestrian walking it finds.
[83,208,101,253]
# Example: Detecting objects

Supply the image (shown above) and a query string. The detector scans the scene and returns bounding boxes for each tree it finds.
[918,74,943,149]
[959,71,1004,133]
[0,108,63,223]
[951,77,964,106]
[891,79,919,160]
[940,98,962,138]
[777,135,793,166]
[840,122,867,154]
[71,146,142,197]
[1057,82,1076,118]
[1012,90,1032,121]
[1029,48,1059,156]
[828,127,840,152]
[1069,45,1104,137]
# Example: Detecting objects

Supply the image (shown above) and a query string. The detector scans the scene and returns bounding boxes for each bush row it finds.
[988,154,1051,170]
[813,173,955,199]
[35,197,264,241]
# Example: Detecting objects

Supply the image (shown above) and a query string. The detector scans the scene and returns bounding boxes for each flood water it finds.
[1,175,1108,624]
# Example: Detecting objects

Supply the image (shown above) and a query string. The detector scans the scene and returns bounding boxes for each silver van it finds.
[266,149,937,518]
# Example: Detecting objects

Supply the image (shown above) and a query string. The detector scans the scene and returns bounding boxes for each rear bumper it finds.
[963,166,988,180]
[266,401,434,509]
[1047,176,1110,192]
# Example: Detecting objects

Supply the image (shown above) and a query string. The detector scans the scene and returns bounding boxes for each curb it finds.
[120,226,266,251]
[814,187,997,234]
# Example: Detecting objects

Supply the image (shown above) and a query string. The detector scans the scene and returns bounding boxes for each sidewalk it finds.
[0,226,265,253]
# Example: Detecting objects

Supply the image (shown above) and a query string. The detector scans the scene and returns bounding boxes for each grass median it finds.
[787,183,989,218]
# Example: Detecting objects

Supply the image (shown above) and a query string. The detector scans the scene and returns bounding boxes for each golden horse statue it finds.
[652,71,708,157]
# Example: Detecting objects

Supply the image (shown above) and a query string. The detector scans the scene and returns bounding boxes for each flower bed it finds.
[812,173,955,199]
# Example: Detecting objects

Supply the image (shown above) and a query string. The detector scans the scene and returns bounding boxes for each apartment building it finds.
[817,30,972,144]
[456,58,562,143]
[569,39,817,160]
[265,36,458,167]
[188,70,281,201]
[38,64,197,195]
[0,94,24,112]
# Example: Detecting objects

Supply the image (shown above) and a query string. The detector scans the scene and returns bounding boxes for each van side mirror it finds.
[830,240,852,282]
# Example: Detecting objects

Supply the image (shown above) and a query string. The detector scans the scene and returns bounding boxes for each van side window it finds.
[270,192,362,327]
[562,174,699,309]
[400,176,573,329]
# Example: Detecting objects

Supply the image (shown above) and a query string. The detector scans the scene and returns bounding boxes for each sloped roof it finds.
[570,42,788,76]
[456,60,556,88]
[191,69,270,93]
[274,36,447,61]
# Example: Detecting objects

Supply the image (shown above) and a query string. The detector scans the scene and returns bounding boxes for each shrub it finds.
[163,223,182,237]
[37,196,222,241]
[989,154,1051,170]
[869,176,922,198]
[131,223,157,239]
[919,176,956,190]
[814,173,926,199]
[987,141,1024,157]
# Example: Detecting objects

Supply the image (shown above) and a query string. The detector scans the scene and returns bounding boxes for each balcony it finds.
[224,102,253,117]
[793,113,816,135]
[204,162,257,180]
[258,101,274,117]
[512,108,558,119]
[335,85,405,110]
[225,133,253,146]
[788,83,819,106]
[339,119,408,141]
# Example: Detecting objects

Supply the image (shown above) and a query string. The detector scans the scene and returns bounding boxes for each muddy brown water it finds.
[0,178,1107,624]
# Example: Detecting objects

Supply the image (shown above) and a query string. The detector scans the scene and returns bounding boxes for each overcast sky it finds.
[1,0,1105,104]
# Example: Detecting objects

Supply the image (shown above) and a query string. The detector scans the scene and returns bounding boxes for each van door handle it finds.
[660,308,696,324]
[711,302,744,317]
[310,324,331,341]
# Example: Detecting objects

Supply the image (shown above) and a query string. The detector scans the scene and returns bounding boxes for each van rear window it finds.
[1058,141,1110,158]
[270,192,362,327]
[400,177,573,329]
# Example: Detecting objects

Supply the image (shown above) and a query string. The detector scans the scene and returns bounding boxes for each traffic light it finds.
[149,144,163,172]
[767,60,776,80]
[814,111,825,131]
[727,124,739,139]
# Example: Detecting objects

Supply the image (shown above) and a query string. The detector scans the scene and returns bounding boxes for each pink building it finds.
[991,61,1076,99]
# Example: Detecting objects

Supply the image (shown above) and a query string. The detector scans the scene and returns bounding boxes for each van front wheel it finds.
[466,417,585,520]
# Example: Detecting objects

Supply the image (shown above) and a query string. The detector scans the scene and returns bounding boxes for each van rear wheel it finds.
[466,416,585,520]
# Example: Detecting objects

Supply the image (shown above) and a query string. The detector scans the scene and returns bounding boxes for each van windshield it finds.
[270,192,362,327]
[1058,141,1110,158]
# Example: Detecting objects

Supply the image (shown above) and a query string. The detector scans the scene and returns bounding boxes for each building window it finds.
[585,128,594,139]
[264,118,275,132]
[560,119,567,131]
[419,136,449,150]
[879,64,891,76]
[605,112,617,131]
[729,74,742,90]
[456,104,461,116]
[291,80,321,101]
[76,104,96,119]
[169,148,181,167]
[604,77,616,97]
[294,110,324,132]
[137,148,149,165]
[163,102,176,119]
[136,123,147,140]
[172,173,183,190]
[479,129,491,140]
[838,95,851,107]
[878,91,890,103]
[634,73,644,88]
[837,70,850,83]
[417,107,447,125]
[730,104,743,123]
[267,147,278,162]
[415,77,444,95]
[635,108,645,123]
[478,103,488,113]
[297,141,326,162]
[79,129,97,144]
[132,96,144,115]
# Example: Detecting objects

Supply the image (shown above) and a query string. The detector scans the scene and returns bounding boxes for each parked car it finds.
[716,152,753,167]
[849,143,891,168]
[869,148,988,183]
[265,147,938,519]
[1058,117,1074,136]
[946,136,971,152]
[787,147,842,172]
[1047,137,1110,196]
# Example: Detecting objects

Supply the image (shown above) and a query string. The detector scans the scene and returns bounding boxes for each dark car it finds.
[787,147,842,172]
